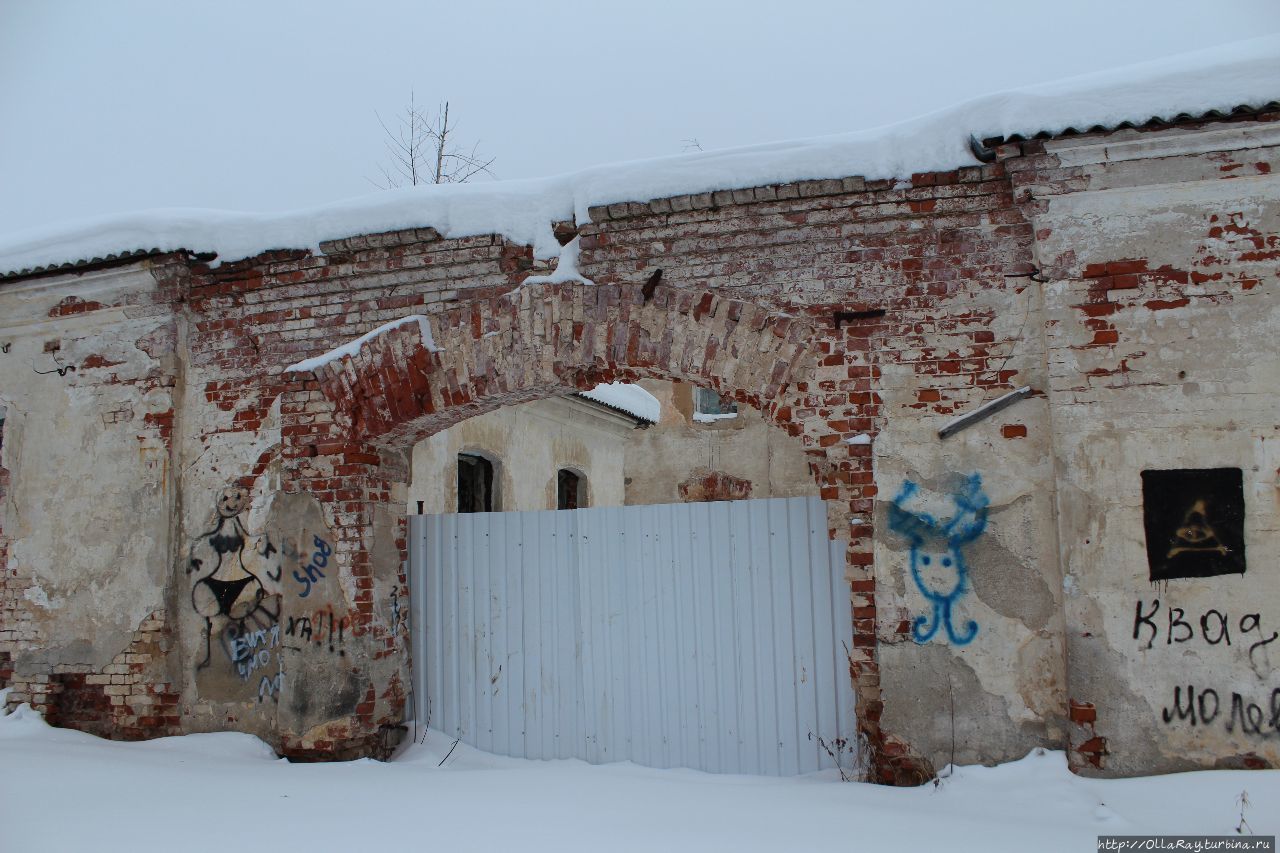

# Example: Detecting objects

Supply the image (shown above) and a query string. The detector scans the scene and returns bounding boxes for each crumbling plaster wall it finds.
[622,380,818,506]
[0,261,184,734]
[1026,121,1280,774]
[164,234,537,757]
[175,255,415,757]
[171,266,288,744]
[868,236,1066,773]
[407,395,635,515]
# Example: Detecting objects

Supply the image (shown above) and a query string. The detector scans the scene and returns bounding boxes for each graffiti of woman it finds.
[187,487,280,669]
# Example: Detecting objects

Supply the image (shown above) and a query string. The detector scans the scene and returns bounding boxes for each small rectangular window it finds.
[458,454,494,513]
[557,469,583,510]
[693,387,737,422]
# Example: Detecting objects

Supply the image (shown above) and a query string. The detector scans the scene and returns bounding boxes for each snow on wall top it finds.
[577,383,661,424]
[2,34,1277,278]
[283,315,441,373]
[281,312,659,425]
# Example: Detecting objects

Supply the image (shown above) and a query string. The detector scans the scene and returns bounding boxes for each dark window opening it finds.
[557,469,585,510]
[1142,468,1246,580]
[458,454,494,513]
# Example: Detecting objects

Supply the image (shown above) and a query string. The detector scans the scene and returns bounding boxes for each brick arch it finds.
[310,283,818,448]
[281,280,899,778]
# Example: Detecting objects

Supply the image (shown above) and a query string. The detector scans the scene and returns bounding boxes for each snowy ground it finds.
[1,699,1276,852]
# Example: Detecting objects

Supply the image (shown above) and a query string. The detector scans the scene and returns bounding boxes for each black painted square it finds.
[1142,468,1246,581]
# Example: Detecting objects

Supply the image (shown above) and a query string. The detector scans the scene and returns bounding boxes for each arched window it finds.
[557,468,586,510]
[457,453,495,513]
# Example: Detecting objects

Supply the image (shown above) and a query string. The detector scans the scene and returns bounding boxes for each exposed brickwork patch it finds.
[48,295,107,317]
[678,469,754,502]
[3,610,181,741]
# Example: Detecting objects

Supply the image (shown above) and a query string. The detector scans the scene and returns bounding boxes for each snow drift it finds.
[1,691,1277,853]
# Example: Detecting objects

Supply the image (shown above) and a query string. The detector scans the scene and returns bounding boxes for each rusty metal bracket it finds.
[938,386,1033,439]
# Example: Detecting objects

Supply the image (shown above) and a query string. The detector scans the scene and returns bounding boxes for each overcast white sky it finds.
[2,0,1278,237]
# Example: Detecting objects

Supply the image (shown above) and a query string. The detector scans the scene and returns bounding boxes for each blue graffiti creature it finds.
[887,474,989,646]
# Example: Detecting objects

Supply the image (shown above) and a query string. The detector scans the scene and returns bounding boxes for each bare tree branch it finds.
[370,94,495,188]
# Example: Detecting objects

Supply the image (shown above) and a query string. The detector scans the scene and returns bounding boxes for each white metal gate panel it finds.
[409,496,857,776]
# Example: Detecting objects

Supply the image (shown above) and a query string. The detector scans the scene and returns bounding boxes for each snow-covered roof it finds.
[576,383,661,424]
[1,35,1277,279]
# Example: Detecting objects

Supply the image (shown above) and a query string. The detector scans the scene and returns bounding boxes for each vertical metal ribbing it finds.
[413,496,858,776]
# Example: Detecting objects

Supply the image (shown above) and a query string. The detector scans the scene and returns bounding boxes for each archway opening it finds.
[281,283,881,776]
[397,379,852,776]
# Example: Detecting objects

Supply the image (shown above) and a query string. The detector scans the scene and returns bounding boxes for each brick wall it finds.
[5,610,182,740]
[1018,118,1280,775]
[1,114,1275,781]
[0,413,13,688]
[0,159,1046,780]
[0,262,183,735]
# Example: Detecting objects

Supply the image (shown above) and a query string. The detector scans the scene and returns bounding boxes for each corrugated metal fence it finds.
[409,496,858,776]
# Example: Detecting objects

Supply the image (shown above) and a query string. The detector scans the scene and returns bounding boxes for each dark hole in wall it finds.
[457,453,494,513]
[1141,468,1246,581]
[45,674,114,737]
[557,469,584,510]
